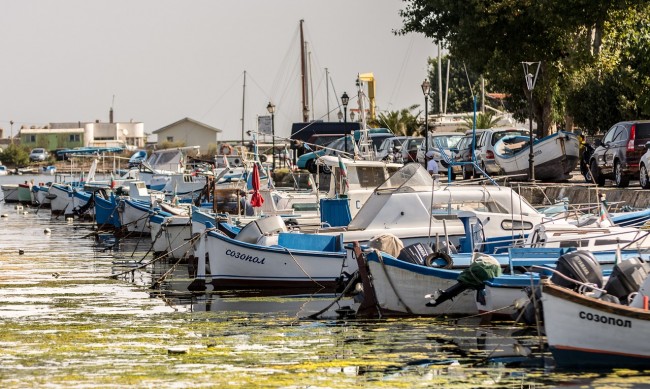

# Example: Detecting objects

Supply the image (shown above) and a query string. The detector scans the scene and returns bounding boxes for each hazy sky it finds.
[0,1,438,141]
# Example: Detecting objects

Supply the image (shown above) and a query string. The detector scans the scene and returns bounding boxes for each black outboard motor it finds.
[605,258,650,305]
[397,243,433,266]
[551,251,603,291]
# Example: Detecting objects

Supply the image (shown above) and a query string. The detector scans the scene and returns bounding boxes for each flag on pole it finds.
[597,194,612,227]
[110,173,116,189]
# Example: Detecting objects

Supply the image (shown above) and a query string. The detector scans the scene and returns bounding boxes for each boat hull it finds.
[542,281,650,368]
[120,199,154,235]
[150,214,192,258]
[199,230,352,290]
[494,131,579,181]
[1,184,20,203]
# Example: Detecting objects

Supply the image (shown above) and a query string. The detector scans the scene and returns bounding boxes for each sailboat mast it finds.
[325,67,330,121]
[241,70,246,146]
[300,19,309,122]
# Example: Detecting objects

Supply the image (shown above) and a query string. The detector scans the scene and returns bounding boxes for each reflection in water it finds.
[1,192,650,387]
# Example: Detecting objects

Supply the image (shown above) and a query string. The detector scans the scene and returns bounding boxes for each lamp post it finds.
[522,62,540,181]
[9,120,13,145]
[337,110,343,122]
[421,79,431,159]
[342,92,349,155]
[267,101,276,172]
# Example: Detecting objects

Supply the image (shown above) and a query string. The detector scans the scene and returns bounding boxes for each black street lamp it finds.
[267,101,276,171]
[342,92,349,155]
[337,110,343,122]
[522,62,540,181]
[9,120,13,145]
[421,79,431,159]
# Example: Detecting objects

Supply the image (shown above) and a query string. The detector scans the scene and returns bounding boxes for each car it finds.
[469,128,529,177]
[29,148,49,162]
[297,129,394,173]
[416,132,464,178]
[375,136,410,162]
[592,120,650,187]
[453,130,486,179]
[400,136,424,163]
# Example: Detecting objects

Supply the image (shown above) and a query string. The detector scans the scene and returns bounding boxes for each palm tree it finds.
[372,104,422,136]
[461,111,500,130]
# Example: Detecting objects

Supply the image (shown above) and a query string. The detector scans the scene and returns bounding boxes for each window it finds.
[501,220,534,230]
[69,134,80,142]
[28,135,36,142]
[167,136,174,142]
[602,127,617,144]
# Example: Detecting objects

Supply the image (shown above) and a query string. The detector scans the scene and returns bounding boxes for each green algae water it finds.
[1,184,650,387]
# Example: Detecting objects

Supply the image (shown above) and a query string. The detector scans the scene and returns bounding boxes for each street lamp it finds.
[9,120,13,145]
[522,62,540,181]
[350,111,355,122]
[342,92,349,155]
[267,101,276,171]
[337,110,343,122]
[421,79,431,158]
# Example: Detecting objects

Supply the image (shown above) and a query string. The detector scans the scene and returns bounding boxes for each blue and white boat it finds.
[493,131,579,181]
[193,215,350,290]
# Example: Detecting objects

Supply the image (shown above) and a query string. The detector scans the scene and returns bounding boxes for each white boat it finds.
[542,278,650,368]
[493,131,579,181]
[195,215,351,291]
[1,184,20,203]
[148,203,191,258]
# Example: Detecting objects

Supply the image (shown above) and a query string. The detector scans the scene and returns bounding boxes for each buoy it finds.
[44,228,51,234]
[66,217,74,223]
[1,214,8,218]
[15,205,23,211]
[23,211,28,215]
[18,249,24,255]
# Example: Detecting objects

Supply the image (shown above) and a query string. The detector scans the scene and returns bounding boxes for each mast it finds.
[300,19,309,122]
[241,70,246,146]
[325,67,330,121]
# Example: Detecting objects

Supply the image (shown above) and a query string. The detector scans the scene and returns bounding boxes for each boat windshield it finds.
[376,163,432,193]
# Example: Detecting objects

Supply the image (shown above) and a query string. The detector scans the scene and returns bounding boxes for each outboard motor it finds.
[605,258,650,305]
[397,242,433,266]
[551,251,603,291]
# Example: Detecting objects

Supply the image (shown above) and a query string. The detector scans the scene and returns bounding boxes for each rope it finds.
[281,246,326,288]
[305,272,360,320]
[376,250,413,314]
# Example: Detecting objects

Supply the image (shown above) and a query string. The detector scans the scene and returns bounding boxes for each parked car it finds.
[400,136,423,163]
[591,121,650,187]
[468,128,529,177]
[29,148,49,162]
[451,130,487,179]
[297,129,394,173]
[416,132,464,179]
[376,136,410,162]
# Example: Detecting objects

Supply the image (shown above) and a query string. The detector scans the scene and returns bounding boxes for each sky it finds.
[0,0,438,142]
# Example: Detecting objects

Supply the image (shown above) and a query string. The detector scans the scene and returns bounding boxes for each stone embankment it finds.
[512,182,650,209]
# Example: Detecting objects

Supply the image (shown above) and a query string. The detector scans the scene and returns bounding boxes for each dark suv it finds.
[590,121,650,187]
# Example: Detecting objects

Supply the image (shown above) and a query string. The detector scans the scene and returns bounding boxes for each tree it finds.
[461,111,500,131]
[372,104,422,136]
[0,144,29,167]
[426,55,480,114]
[398,0,649,137]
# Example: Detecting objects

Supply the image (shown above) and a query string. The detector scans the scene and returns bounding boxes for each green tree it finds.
[373,104,422,136]
[426,55,481,114]
[398,0,648,137]
[461,111,501,130]
[0,144,29,167]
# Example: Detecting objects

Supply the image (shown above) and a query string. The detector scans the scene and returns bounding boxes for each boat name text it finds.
[226,249,266,265]
[579,311,631,328]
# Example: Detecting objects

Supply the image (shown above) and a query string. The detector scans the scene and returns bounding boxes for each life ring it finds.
[220,144,234,155]
[425,252,454,269]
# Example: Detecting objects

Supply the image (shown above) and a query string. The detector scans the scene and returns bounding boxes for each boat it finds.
[1,184,20,203]
[0,164,7,176]
[542,273,650,368]
[194,215,351,291]
[493,131,579,181]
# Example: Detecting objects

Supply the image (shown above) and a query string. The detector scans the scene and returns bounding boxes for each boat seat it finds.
[234,215,287,244]
[277,232,342,253]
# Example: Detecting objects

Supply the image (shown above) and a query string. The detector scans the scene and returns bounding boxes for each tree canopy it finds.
[372,104,422,136]
[399,0,650,135]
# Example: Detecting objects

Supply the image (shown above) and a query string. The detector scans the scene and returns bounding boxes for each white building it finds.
[152,117,222,155]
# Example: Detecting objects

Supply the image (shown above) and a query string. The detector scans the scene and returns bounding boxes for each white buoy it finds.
[44,228,51,234]
[23,211,28,215]
[66,217,74,223]
[15,205,23,211]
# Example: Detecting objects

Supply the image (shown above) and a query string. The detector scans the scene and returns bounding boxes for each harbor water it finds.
[1,175,649,388]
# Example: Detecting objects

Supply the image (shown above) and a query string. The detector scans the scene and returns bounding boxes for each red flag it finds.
[250,163,264,208]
